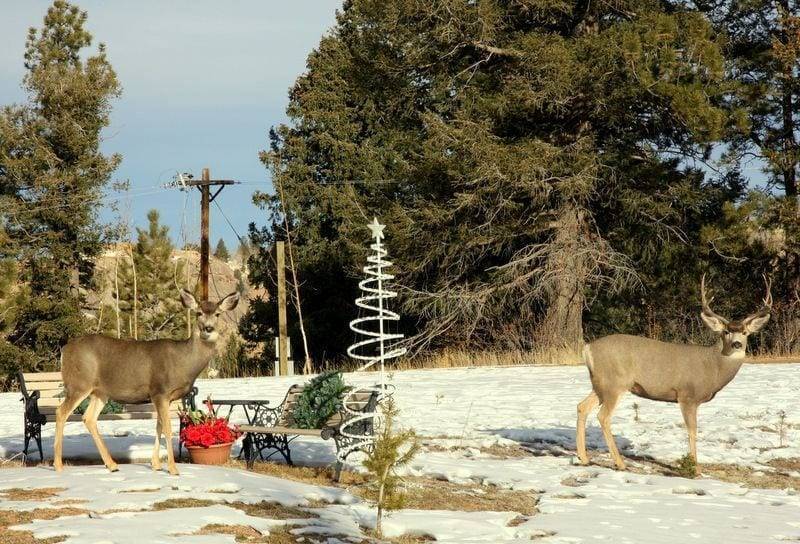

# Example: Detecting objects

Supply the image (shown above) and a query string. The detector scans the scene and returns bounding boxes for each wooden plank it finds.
[22,372,61,382]
[39,389,65,399]
[239,425,322,437]
[28,381,63,391]
[325,414,343,426]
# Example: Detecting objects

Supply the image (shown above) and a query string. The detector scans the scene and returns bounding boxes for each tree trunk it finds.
[114,253,121,338]
[537,205,587,356]
[275,174,314,374]
[130,246,138,340]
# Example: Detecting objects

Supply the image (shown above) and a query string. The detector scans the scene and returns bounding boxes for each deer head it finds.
[700,274,772,358]
[180,290,240,343]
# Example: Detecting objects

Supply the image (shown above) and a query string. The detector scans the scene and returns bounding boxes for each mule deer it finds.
[54,290,239,475]
[576,276,771,474]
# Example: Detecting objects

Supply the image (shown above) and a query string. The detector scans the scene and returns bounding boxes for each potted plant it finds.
[179,397,242,465]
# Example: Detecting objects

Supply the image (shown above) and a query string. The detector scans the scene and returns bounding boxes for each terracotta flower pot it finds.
[186,442,233,465]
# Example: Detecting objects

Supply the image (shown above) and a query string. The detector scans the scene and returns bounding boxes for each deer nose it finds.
[732,341,743,350]
[203,326,215,333]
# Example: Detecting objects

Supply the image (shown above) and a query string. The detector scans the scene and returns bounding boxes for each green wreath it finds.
[292,371,349,429]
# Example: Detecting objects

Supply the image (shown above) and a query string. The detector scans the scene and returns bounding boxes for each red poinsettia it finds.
[179,397,242,448]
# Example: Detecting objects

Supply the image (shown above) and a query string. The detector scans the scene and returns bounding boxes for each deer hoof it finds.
[168,467,180,476]
[53,462,63,472]
[107,463,119,473]
[151,463,162,471]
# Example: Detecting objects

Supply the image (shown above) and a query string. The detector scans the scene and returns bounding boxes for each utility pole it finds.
[276,241,289,376]
[176,168,235,301]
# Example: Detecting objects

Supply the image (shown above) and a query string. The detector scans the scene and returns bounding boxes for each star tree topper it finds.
[368,217,385,240]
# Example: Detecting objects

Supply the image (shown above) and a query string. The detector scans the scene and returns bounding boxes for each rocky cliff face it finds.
[86,247,267,344]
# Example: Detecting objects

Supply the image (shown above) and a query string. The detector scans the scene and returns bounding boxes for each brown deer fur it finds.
[53,290,239,475]
[576,276,771,474]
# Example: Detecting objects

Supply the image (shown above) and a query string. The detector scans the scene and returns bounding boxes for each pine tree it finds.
[0,1,120,375]
[111,210,187,340]
[214,238,230,261]
[247,0,732,359]
[362,397,420,537]
[686,1,800,352]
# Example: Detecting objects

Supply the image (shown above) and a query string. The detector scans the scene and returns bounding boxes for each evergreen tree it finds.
[110,210,187,340]
[246,0,732,361]
[687,1,800,352]
[0,1,120,375]
[213,238,230,261]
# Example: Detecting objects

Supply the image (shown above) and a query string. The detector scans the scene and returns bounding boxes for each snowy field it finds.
[1,363,799,542]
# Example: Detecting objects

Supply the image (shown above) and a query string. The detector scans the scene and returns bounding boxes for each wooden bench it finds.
[19,371,196,461]
[240,384,379,480]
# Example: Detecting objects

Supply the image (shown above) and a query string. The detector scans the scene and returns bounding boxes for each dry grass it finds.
[224,459,367,487]
[193,523,269,541]
[748,355,800,365]
[585,453,800,491]
[228,500,319,520]
[151,497,217,510]
[383,477,539,515]
[0,507,87,544]
[330,347,582,373]
[701,458,800,490]
[0,487,64,501]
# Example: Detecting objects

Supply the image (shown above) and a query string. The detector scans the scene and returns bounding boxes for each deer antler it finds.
[740,274,773,324]
[700,274,729,324]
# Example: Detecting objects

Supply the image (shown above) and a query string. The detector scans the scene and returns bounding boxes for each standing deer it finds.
[54,289,239,475]
[576,276,771,474]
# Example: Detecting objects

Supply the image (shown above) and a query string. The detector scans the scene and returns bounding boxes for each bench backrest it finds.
[20,372,183,419]
[277,384,379,428]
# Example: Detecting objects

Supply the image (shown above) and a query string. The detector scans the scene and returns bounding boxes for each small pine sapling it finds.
[676,453,697,478]
[363,397,420,537]
[777,410,787,448]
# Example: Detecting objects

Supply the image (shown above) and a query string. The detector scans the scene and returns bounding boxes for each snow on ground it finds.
[1,363,799,542]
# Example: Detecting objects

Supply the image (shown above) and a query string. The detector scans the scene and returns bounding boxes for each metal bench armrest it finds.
[251,404,282,427]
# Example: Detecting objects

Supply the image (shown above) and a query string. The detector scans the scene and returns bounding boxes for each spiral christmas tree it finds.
[338,217,406,462]
[347,217,407,387]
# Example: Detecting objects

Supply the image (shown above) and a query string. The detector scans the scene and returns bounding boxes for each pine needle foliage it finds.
[245,0,737,362]
[0,1,120,378]
[362,396,420,537]
[292,371,348,429]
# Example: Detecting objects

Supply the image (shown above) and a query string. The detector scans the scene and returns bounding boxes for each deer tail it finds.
[582,344,594,376]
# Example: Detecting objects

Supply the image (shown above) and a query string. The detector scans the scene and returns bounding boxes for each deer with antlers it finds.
[53,290,239,475]
[576,275,772,474]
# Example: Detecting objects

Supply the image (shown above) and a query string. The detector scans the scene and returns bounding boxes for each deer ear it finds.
[180,289,198,310]
[700,312,726,333]
[743,312,770,334]
[218,291,240,312]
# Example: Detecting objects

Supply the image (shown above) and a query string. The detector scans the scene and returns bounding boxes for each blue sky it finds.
[0,1,342,248]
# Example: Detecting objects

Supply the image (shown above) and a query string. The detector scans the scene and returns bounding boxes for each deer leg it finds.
[82,395,119,472]
[54,390,91,472]
[597,392,626,470]
[576,391,600,465]
[679,400,699,475]
[151,419,163,471]
[155,398,179,476]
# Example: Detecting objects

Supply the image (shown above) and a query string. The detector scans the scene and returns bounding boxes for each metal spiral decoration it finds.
[337,217,406,462]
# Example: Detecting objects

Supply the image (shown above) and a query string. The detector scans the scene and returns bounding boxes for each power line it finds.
[0,187,173,217]
[213,199,248,246]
